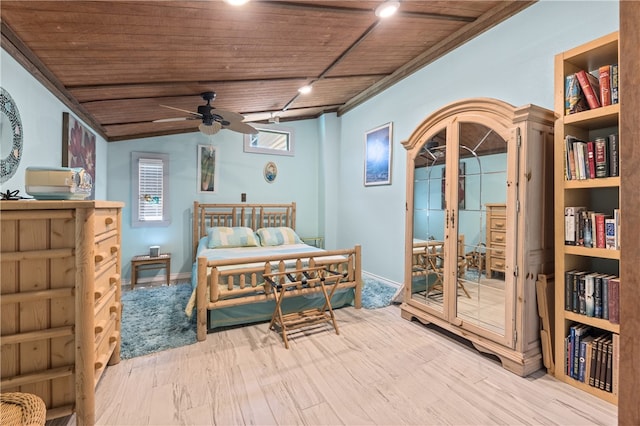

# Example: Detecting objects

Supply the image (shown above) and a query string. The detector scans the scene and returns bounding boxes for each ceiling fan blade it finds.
[223,120,259,135]
[210,108,245,123]
[160,104,201,117]
[153,117,192,123]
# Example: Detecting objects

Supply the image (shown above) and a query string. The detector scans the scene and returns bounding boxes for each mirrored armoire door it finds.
[402,98,555,376]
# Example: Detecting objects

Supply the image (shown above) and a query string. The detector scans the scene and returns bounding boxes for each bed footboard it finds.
[196,245,362,341]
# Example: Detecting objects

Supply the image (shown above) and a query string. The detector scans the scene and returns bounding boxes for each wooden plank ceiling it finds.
[1,1,534,141]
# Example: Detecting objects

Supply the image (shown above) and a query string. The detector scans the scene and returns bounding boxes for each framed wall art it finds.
[364,122,392,186]
[62,112,96,199]
[198,144,218,193]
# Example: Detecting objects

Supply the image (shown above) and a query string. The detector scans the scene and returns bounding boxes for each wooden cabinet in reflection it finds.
[486,203,507,278]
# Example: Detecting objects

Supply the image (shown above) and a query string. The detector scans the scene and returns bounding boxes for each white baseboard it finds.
[362,271,402,288]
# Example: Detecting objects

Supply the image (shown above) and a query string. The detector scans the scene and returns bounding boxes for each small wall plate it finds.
[264,161,277,183]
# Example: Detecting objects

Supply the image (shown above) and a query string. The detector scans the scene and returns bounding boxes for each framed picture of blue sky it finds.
[364,122,393,186]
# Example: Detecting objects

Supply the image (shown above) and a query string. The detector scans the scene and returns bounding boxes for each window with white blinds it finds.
[132,152,170,227]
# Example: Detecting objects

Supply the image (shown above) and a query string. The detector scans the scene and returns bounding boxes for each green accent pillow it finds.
[207,227,260,249]
[256,227,302,246]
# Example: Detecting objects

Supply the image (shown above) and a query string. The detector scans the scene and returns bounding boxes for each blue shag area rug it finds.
[361,277,399,309]
[120,283,196,360]
[120,277,397,359]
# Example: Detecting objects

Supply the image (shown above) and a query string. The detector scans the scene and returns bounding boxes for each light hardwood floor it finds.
[49,305,617,425]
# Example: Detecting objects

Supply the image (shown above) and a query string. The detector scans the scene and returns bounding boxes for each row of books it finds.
[565,64,619,115]
[564,270,620,324]
[564,326,618,394]
[564,134,619,181]
[564,207,620,250]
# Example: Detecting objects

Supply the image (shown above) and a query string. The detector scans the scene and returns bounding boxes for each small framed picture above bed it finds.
[364,122,392,186]
[198,144,218,193]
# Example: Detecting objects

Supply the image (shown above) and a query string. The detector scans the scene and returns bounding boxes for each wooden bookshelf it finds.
[553,31,620,405]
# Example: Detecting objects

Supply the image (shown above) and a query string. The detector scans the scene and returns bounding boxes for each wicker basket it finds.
[0,393,46,426]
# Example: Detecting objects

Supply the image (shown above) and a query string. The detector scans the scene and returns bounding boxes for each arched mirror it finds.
[454,121,508,336]
[1,88,24,184]
[411,127,448,315]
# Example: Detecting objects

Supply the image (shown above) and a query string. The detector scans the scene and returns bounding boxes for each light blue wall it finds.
[1,1,619,284]
[0,52,108,199]
[106,120,323,279]
[336,1,619,283]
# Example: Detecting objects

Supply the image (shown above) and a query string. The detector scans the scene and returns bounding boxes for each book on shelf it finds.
[565,136,579,180]
[594,274,603,318]
[578,273,587,315]
[583,211,593,248]
[602,275,611,320]
[564,270,577,311]
[594,137,608,178]
[565,73,589,115]
[571,324,591,379]
[599,337,611,391]
[594,214,610,249]
[572,271,588,313]
[605,218,617,249]
[605,338,613,392]
[575,69,601,110]
[594,336,605,389]
[612,333,620,395]
[610,64,619,105]
[589,334,603,387]
[608,133,619,177]
[608,277,620,324]
[584,272,596,317]
[579,335,595,382]
[587,141,596,179]
[564,206,579,245]
[598,65,611,106]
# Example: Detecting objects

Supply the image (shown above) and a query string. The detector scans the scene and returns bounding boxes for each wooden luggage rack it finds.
[265,266,345,348]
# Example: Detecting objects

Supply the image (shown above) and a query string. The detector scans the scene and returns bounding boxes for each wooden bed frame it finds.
[192,202,362,341]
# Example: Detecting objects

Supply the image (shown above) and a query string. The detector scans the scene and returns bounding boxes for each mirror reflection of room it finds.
[411,122,508,335]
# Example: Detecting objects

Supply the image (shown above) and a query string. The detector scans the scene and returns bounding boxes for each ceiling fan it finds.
[153,91,258,135]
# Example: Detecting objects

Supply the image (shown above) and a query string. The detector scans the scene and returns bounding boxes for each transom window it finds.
[243,125,295,156]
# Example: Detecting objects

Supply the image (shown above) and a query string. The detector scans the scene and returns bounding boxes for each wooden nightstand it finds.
[131,253,171,289]
[301,236,324,248]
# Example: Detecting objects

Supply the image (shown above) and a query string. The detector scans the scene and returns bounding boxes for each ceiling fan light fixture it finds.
[375,1,399,18]
[298,85,312,95]
[199,121,222,136]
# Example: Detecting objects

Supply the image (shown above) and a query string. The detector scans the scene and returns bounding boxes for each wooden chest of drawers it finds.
[486,203,507,278]
[1,200,123,425]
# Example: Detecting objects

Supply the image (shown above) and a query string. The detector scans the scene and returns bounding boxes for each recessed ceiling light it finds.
[225,0,249,6]
[375,1,399,18]
[298,85,312,95]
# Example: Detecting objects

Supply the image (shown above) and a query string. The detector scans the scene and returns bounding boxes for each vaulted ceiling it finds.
[1,1,534,141]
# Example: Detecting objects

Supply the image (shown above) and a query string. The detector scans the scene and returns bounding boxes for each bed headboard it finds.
[193,202,297,260]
